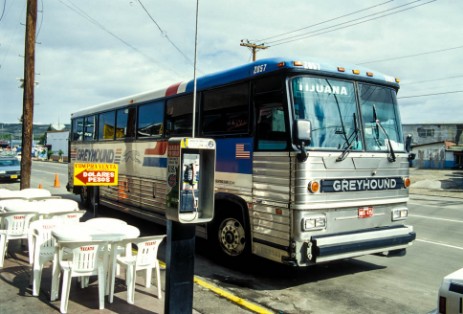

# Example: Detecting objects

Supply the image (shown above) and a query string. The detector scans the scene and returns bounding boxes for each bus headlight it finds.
[392,207,408,221]
[302,215,326,231]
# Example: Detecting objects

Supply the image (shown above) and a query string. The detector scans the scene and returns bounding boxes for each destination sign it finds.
[320,177,403,193]
[73,163,118,186]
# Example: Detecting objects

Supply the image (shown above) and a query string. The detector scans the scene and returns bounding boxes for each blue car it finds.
[0,156,21,181]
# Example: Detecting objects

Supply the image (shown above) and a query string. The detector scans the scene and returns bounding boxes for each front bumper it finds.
[308,225,416,263]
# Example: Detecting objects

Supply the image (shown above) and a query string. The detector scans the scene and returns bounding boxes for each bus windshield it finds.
[292,76,359,150]
[359,83,404,152]
[291,76,404,152]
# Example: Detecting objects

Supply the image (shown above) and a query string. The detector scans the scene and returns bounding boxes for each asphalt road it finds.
[2,162,462,313]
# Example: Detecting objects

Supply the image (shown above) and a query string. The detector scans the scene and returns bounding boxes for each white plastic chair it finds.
[44,209,86,223]
[57,240,109,313]
[0,211,37,267]
[27,207,85,264]
[29,218,59,296]
[112,235,166,304]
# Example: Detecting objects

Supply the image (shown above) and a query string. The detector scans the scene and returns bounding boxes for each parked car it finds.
[434,267,463,314]
[0,155,21,181]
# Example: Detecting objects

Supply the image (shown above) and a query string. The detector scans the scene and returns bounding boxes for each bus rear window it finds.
[84,116,96,141]
[71,118,83,141]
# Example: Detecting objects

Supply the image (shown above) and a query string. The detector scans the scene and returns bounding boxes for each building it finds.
[403,123,463,169]
[45,130,69,161]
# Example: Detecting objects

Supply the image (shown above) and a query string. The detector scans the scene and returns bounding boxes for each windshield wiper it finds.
[373,105,396,162]
[336,113,359,162]
[326,80,350,149]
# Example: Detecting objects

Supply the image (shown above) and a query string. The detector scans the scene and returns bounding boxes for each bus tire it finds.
[210,203,250,261]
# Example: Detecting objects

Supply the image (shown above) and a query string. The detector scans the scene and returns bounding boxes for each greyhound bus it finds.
[67,57,416,266]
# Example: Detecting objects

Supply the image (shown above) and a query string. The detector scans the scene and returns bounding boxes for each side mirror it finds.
[294,120,311,162]
[405,134,412,153]
[295,120,312,142]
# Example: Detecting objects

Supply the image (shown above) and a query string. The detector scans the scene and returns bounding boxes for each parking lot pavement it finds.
[0,168,460,313]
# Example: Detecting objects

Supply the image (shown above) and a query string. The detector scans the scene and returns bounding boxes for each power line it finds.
[398,90,463,99]
[267,0,436,47]
[401,74,463,85]
[0,0,6,23]
[36,0,43,39]
[359,45,463,65]
[58,0,181,76]
[253,0,394,43]
[136,0,194,67]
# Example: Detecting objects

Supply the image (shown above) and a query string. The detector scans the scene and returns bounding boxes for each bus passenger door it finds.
[252,94,292,261]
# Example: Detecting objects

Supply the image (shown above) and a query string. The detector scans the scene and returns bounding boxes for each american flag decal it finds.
[235,143,250,159]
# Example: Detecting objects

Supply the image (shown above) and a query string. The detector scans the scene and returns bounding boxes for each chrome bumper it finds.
[309,225,416,263]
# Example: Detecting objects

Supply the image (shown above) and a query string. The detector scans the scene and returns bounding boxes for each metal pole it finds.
[164,2,200,312]
[191,0,199,138]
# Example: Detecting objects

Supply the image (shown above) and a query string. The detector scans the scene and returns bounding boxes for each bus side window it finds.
[116,107,136,139]
[201,83,249,135]
[166,94,195,136]
[98,111,116,140]
[72,118,83,141]
[84,115,96,141]
[255,104,288,150]
[137,101,164,138]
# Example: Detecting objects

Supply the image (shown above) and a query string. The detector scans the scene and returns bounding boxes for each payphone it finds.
[166,137,216,224]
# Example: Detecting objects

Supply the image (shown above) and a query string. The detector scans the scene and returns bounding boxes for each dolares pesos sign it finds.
[73,163,118,186]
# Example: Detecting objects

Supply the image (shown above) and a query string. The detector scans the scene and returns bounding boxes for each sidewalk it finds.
[0,241,183,314]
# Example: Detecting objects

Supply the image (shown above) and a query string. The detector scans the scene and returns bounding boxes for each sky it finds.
[1,0,462,126]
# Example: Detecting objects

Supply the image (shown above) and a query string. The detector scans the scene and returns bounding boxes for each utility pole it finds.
[21,0,37,189]
[240,39,268,61]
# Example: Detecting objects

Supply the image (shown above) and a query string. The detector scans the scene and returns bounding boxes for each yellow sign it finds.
[73,163,119,186]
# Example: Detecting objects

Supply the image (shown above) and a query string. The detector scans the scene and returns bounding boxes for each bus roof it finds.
[71,57,400,119]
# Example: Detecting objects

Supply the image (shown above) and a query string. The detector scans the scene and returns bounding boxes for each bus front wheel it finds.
[211,208,250,260]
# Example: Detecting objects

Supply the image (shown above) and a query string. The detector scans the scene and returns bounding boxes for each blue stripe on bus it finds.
[181,57,399,93]
[143,157,167,168]
[215,138,253,175]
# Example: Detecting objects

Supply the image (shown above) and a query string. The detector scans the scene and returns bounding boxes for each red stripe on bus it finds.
[165,82,182,97]
[145,141,168,155]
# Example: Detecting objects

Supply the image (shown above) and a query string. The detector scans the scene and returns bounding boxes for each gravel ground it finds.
[409,168,463,199]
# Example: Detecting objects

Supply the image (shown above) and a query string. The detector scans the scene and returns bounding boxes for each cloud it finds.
[0,0,462,126]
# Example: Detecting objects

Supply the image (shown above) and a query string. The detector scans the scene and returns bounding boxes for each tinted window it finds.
[137,101,164,138]
[84,116,96,141]
[202,84,249,135]
[166,95,195,136]
[116,107,136,139]
[255,93,288,150]
[98,111,116,140]
[71,118,83,141]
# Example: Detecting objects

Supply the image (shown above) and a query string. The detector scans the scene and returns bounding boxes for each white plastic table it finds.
[2,198,79,218]
[50,221,140,301]
[0,188,54,200]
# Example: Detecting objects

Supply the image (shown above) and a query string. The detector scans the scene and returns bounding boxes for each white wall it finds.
[46,131,69,157]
